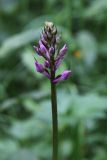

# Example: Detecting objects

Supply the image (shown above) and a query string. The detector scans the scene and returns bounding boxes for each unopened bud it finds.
[45,21,54,30]
[49,47,55,55]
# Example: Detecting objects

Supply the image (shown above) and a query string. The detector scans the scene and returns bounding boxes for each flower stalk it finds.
[50,49,58,160]
[33,21,71,160]
[51,80,58,160]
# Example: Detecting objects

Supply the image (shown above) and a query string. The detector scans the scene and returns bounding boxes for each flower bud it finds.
[55,44,68,70]
[49,47,55,55]
[52,27,57,35]
[44,60,50,68]
[59,44,67,58]
[43,69,51,79]
[51,36,56,45]
[39,40,47,54]
[41,37,48,48]
[53,70,71,84]
[45,21,54,30]
[33,45,41,56]
[42,31,47,40]
[56,35,61,44]
[35,61,44,73]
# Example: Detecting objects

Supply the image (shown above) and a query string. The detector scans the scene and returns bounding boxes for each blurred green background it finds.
[0,0,107,160]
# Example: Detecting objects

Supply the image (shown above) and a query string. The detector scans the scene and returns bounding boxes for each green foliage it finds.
[0,0,107,160]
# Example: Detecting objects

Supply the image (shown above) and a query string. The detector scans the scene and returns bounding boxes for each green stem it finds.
[51,81,58,160]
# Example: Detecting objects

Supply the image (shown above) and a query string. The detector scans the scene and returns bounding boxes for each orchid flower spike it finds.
[33,21,71,84]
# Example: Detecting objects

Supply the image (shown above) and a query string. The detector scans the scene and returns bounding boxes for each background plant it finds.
[0,0,107,160]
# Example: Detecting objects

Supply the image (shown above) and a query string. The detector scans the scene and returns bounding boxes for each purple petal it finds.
[41,33,48,46]
[33,46,41,56]
[53,70,71,84]
[49,47,55,55]
[43,69,51,79]
[55,44,68,70]
[60,70,71,80]
[35,61,44,73]
[41,38,48,47]
[42,31,48,41]
[55,58,62,70]
[39,40,47,54]
[46,51,50,59]
[44,60,50,68]
[38,40,50,60]
[59,44,67,58]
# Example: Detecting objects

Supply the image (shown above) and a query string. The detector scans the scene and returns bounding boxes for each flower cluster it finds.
[33,22,71,84]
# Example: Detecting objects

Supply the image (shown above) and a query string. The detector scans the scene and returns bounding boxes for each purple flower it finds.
[59,44,68,57]
[55,44,67,70]
[39,40,47,54]
[53,70,71,84]
[49,47,55,55]
[33,22,71,84]
[35,61,44,73]
[44,60,50,68]
[43,69,51,79]
[33,46,41,56]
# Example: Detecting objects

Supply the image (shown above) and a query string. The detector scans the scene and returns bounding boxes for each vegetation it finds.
[0,0,107,160]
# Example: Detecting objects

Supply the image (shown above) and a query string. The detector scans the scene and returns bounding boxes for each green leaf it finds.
[0,28,40,58]
[0,140,18,160]
[9,117,48,140]
[25,15,53,30]
[21,48,36,74]
[84,0,107,19]
[76,31,98,67]
[0,0,19,14]
[71,93,107,119]
[8,149,37,160]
